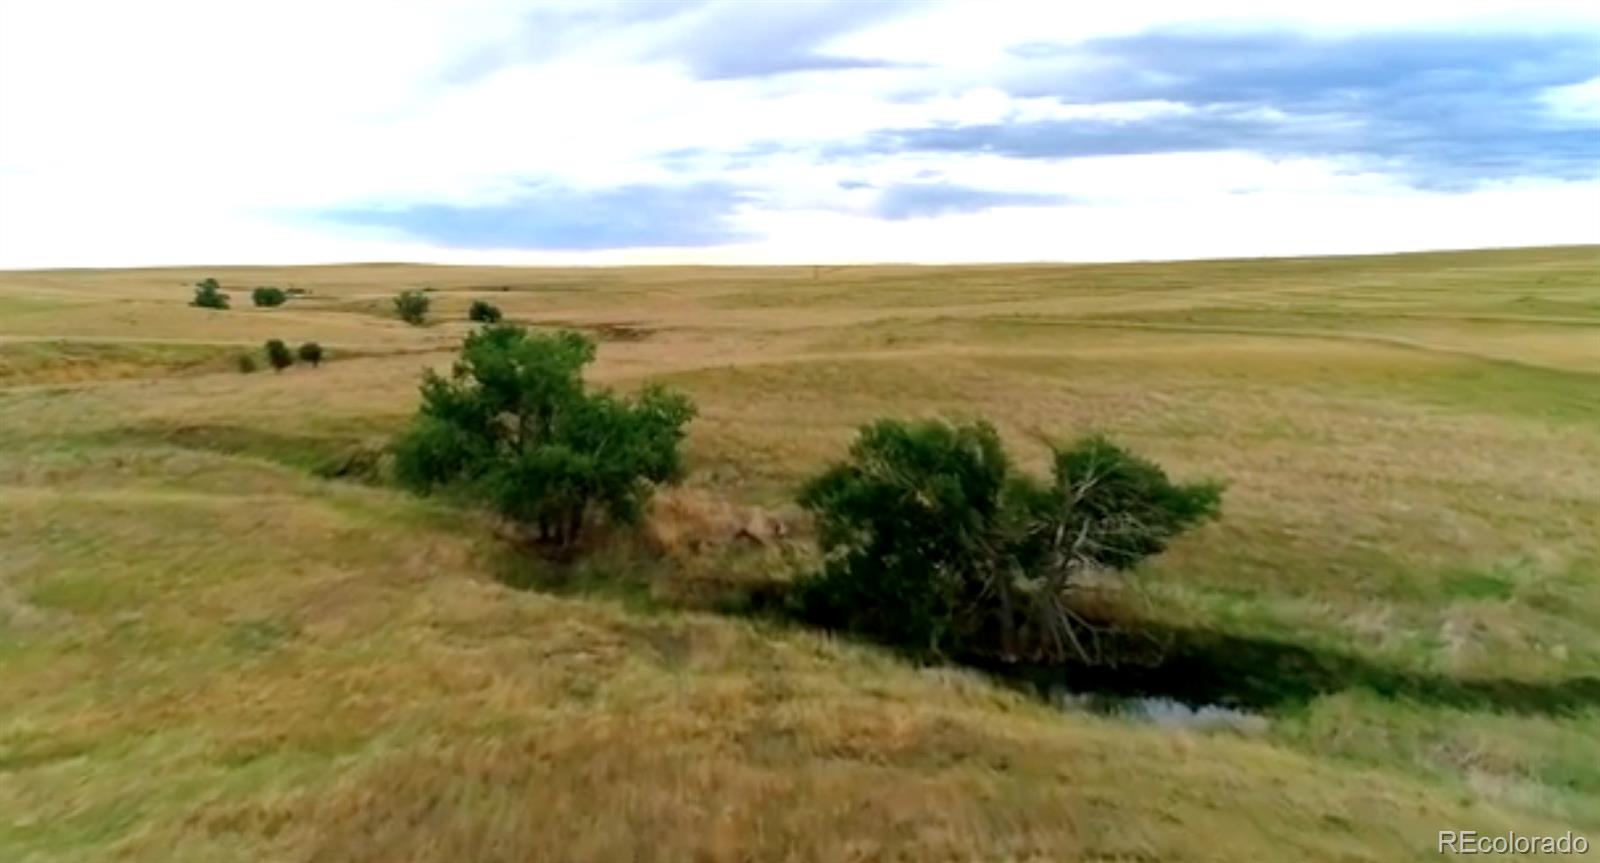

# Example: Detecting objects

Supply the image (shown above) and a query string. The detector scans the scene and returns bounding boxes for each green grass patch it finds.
[0,340,238,385]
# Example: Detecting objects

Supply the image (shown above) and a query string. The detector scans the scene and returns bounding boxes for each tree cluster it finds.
[242,339,324,373]
[792,419,1221,664]
[382,324,1222,668]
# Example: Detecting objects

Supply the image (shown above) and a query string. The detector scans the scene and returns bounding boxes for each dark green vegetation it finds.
[189,277,228,309]
[468,299,503,323]
[394,289,430,325]
[251,286,288,307]
[296,341,323,367]
[391,333,1212,667]
[793,419,1221,663]
[264,338,293,372]
[393,325,696,553]
[236,352,258,373]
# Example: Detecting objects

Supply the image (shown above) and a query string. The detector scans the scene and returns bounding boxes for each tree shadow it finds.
[489,544,1600,720]
[976,623,1600,718]
[98,421,387,479]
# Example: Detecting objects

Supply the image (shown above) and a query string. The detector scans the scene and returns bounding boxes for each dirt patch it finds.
[535,319,656,342]
[644,488,806,556]
[591,323,652,342]
[0,565,56,632]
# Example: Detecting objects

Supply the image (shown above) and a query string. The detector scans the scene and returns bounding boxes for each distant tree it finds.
[392,324,696,553]
[792,419,1222,664]
[264,339,294,373]
[236,353,258,373]
[297,341,324,368]
[394,290,430,325]
[252,286,288,307]
[468,299,503,323]
[191,278,229,309]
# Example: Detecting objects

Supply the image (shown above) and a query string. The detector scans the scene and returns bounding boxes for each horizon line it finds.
[4,242,1596,275]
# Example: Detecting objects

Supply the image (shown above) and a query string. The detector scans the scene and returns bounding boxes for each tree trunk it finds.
[995,563,1019,662]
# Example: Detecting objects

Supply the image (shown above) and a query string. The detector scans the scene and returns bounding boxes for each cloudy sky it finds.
[1,0,1598,268]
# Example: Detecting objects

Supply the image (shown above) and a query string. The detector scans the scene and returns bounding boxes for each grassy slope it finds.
[1,246,1597,861]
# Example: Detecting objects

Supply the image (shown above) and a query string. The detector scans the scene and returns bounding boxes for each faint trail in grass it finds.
[997,315,1600,379]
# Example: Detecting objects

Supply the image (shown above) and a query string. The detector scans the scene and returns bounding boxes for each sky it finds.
[1,0,1598,268]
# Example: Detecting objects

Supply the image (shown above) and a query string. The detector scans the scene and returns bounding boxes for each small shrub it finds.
[191,278,229,309]
[251,286,288,307]
[468,299,503,323]
[297,341,324,367]
[793,418,1221,664]
[264,339,294,372]
[394,290,430,325]
[392,324,695,553]
[236,353,258,373]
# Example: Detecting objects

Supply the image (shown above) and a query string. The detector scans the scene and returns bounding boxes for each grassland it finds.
[1,246,1597,861]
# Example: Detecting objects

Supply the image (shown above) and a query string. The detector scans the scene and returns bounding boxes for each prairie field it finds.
[1,246,1598,861]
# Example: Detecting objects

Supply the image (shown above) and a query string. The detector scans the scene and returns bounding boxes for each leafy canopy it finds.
[393,324,695,551]
[394,290,430,325]
[191,278,229,309]
[794,418,1221,663]
[297,341,324,367]
[264,339,294,372]
[468,299,503,323]
[251,286,288,307]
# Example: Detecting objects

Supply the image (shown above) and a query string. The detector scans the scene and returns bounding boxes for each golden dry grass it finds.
[2,246,1598,860]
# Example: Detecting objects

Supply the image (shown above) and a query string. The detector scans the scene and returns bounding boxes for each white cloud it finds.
[831,0,1600,64]
[559,177,1600,265]
[0,0,1597,268]
[1541,76,1600,123]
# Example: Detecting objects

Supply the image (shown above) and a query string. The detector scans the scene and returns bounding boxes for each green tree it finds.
[468,299,503,323]
[264,339,294,373]
[394,290,430,325]
[297,341,324,367]
[392,324,695,553]
[251,286,288,307]
[191,278,229,309]
[236,353,258,373]
[793,419,1221,664]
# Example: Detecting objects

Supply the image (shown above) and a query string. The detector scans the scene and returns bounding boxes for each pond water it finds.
[1052,691,1271,736]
